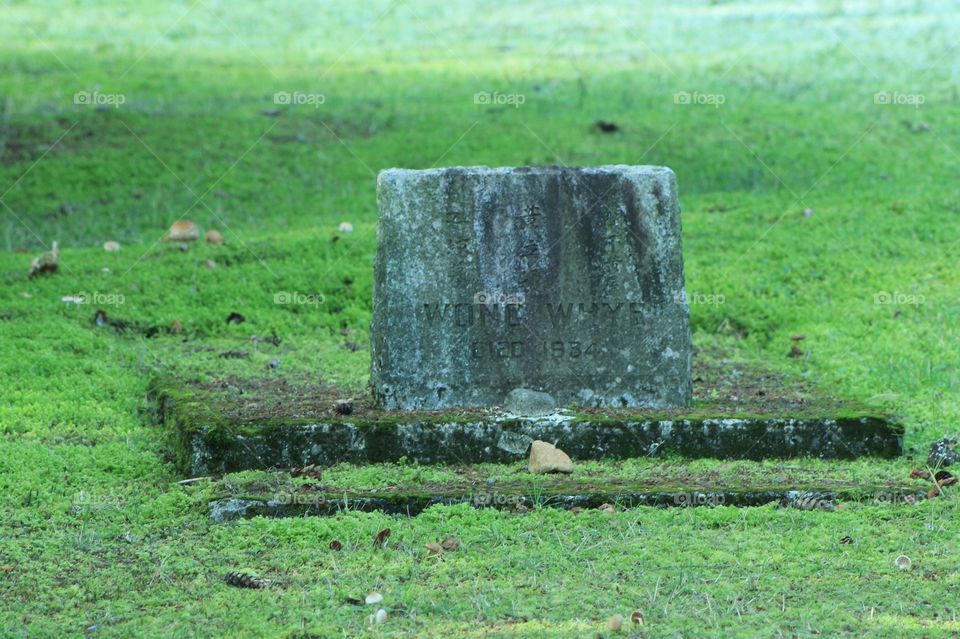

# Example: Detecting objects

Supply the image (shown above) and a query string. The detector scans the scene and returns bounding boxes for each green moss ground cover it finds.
[2,1,960,636]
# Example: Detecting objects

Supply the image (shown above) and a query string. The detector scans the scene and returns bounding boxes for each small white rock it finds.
[374,608,387,624]
[338,221,354,233]
[365,592,383,605]
[103,241,121,252]
[895,555,912,570]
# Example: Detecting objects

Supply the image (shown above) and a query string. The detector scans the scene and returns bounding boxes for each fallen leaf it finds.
[373,528,391,548]
[607,613,624,632]
[440,536,461,551]
[103,241,121,252]
[425,542,443,556]
[599,503,615,514]
[909,469,932,480]
[928,485,941,498]
[790,334,806,342]
[291,464,323,480]
[204,259,217,269]
[205,230,224,245]
[595,120,620,133]
[218,351,250,359]
[935,470,955,483]
[840,535,853,544]
[264,332,282,346]
[170,320,183,334]
[630,610,645,625]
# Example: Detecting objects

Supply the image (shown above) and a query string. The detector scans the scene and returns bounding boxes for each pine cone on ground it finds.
[224,571,270,589]
[29,242,59,278]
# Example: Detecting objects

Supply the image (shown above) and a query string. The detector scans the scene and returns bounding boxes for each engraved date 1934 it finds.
[469,340,596,359]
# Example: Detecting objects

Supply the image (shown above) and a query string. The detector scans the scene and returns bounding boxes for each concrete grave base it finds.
[153,349,903,476]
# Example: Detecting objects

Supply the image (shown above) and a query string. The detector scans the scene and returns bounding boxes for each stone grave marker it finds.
[371,165,692,410]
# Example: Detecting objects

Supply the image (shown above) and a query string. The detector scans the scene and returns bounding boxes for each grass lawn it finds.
[2,1,959,636]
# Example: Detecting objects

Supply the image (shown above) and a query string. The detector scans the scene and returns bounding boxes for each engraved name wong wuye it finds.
[418,203,648,361]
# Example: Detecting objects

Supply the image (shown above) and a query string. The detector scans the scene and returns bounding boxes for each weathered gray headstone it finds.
[371,165,691,410]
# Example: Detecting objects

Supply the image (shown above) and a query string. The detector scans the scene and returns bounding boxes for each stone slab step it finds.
[173,414,901,476]
[153,350,903,475]
[210,488,926,521]
[204,463,927,521]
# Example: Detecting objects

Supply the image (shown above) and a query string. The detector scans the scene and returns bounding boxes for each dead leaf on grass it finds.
[290,464,322,480]
[440,536,461,551]
[607,614,624,631]
[373,528,391,548]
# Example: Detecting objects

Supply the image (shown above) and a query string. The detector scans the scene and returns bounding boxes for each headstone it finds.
[371,165,692,409]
